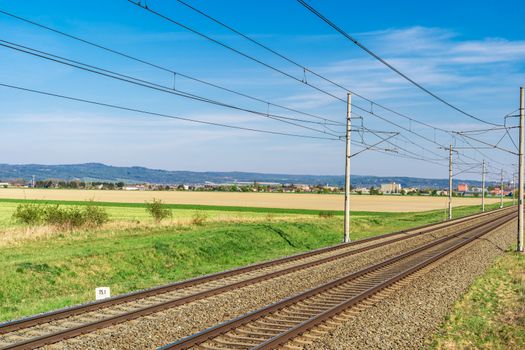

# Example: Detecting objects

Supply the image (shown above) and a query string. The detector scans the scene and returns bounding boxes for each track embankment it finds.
[303,216,516,349]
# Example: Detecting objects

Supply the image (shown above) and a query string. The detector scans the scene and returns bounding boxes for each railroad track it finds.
[162,209,516,350]
[0,207,514,350]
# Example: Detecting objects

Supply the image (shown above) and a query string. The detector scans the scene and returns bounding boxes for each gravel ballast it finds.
[41,214,515,350]
[303,220,516,350]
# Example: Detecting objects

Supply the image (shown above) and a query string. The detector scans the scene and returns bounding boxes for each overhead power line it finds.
[170,0,459,136]
[0,82,340,140]
[0,40,426,159]
[453,131,518,155]
[0,8,342,126]
[1,82,425,162]
[0,39,342,138]
[148,0,474,141]
[350,132,398,158]
[126,0,464,161]
[1,79,457,166]
[5,40,504,170]
[4,4,511,168]
[2,5,516,174]
[296,0,503,127]
[126,0,516,170]
[126,0,355,107]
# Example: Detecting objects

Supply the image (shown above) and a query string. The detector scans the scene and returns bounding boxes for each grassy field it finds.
[0,199,512,322]
[0,188,509,212]
[431,250,525,349]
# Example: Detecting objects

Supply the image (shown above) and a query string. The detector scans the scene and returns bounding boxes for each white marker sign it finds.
[95,287,111,300]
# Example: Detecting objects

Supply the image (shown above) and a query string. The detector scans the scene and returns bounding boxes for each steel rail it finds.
[162,211,515,349]
[0,206,511,335]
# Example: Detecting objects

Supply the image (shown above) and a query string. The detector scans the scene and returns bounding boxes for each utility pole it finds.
[500,169,504,209]
[519,87,524,253]
[482,160,485,212]
[448,144,453,220]
[343,92,351,243]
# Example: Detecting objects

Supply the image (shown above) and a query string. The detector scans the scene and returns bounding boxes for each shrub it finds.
[12,203,44,225]
[191,211,207,226]
[12,203,109,229]
[47,206,82,228]
[318,211,334,219]
[83,203,109,227]
[145,199,172,223]
[43,205,70,228]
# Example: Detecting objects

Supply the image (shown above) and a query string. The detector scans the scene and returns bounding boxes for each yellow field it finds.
[0,188,509,212]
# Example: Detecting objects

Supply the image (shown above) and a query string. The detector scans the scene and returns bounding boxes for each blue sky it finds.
[1,0,524,181]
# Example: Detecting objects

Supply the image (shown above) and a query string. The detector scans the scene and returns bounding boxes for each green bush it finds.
[83,203,110,227]
[12,203,109,229]
[44,205,86,229]
[12,203,44,225]
[43,205,69,227]
[145,199,172,223]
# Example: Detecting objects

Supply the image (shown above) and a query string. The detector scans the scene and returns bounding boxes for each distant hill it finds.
[0,163,491,189]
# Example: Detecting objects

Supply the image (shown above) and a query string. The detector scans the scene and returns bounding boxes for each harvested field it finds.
[0,188,508,212]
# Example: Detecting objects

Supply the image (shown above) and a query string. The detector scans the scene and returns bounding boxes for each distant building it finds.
[404,187,418,193]
[293,184,311,192]
[470,186,486,193]
[491,187,511,196]
[380,182,402,194]
[457,183,468,192]
[490,187,501,195]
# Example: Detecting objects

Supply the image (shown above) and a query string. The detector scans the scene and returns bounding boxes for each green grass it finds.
[0,197,345,216]
[430,250,525,349]
[0,202,314,230]
[0,200,513,322]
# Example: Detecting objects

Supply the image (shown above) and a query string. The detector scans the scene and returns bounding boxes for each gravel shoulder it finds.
[303,220,516,350]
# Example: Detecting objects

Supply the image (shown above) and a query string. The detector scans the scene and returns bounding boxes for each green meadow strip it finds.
[0,197,346,215]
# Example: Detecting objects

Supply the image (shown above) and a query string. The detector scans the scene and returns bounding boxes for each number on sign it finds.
[95,287,111,300]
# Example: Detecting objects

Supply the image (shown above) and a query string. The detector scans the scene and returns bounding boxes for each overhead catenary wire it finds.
[3,5,512,170]
[296,0,503,127]
[126,0,352,107]
[454,135,509,167]
[2,5,517,176]
[360,125,453,166]
[0,40,344,138]
[453,131,518,155]
[169,0,462,136]
[3,37,449,158]
[3,38,446,160]
[350,132,398,158]
[128,0,502,141]
[0,8,343,127]
[504,110,520,151]
[0,82,433,163]
[175,0,518,170]
[0,82,341,140]
[348,101,516,169]
[1,78,459,167]
[453,163,481,177]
